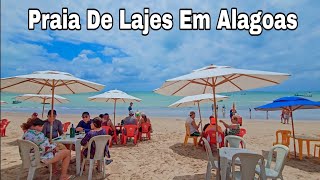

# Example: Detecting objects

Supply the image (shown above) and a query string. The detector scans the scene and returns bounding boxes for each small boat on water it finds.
[12,100,22,104]
[294,92,312,97]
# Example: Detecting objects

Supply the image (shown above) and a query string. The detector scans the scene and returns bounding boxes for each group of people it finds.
[19,103,152,180]
[186,111,241,147]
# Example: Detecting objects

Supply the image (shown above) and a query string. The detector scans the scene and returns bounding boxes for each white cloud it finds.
[1,0,320,91]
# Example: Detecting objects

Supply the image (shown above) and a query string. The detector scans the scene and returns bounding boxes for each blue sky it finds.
[1,0,320,92]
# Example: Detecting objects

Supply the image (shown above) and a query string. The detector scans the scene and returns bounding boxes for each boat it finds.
[294,92,312,97]
[12,100,22,104]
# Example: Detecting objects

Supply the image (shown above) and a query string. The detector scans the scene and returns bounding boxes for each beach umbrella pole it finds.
[211,78,221,180]
[49,80,55,142]
[197,102,203,131]
[114,99,117,125]
[290,109,297,158]
[42,99,46,119]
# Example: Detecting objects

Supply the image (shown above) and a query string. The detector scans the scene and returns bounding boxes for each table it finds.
[291,135,320,160]
[53,134,84,175]
[219,147,258,180]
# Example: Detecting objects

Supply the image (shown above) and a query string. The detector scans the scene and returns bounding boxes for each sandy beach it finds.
[1,111,319,180]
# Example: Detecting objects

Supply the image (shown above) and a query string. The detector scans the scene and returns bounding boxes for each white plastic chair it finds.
[256,145,289,180]
[17,139,52,180]
[202,137,219,180]
[230,153,266,180]
[224,135,246,149]
[80,135,111,180]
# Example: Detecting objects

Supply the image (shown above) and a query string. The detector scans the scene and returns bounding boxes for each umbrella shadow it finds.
[173,173,215,180]
[169,143,211,161]
[285,155,320,173]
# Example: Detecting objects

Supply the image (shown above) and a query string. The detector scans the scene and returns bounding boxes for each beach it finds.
[1,111,320,180]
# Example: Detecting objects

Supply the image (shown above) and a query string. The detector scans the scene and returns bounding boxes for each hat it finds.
[32,112,38,117]
[47,110,57,116]
[32,118,45,126]
[129,110,134,115]
[135,112,141,116]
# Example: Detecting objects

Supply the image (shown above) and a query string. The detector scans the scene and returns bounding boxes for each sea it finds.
[1,91,320,121]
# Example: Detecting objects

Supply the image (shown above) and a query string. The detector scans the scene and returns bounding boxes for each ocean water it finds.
[1,91,320,120]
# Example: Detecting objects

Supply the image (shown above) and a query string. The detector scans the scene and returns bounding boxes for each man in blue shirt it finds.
[76,112,92,133]
[128,102,133,112]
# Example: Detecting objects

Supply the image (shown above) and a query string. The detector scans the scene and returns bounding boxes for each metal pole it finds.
[290,107,297,158]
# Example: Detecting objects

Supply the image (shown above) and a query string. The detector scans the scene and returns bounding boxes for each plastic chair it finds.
[273,130,291,147]
[80,135,111,180]
[183,123,198,146]
[0,119,11,137]
[314,144,320,159]
[202,137,219,180]
[17,139,52,180]
[121,125,138,145]
[62,122,71,133]
[101,126,117,147]
[205,130,224,147]
[256,144,289,180]
[139,123,151,141]
[237,128,247,138]
[230,153,266,180]
[224,135,246,149]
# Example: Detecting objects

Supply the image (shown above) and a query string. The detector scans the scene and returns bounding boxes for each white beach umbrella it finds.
[88,89,141,125]
[15,94,69,118]
[169,94,228,129]
[1,70,105,141]
[155,65,290,179]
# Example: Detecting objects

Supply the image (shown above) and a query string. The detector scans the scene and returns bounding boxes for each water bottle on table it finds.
[70,124,75,138]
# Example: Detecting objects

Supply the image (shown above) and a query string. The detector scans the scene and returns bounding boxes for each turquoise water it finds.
[1,91,320,120]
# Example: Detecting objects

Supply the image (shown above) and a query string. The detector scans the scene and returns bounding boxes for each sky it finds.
[1,0,320,92]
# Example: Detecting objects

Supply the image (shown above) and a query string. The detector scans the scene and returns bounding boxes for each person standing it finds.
[128,102,133,112]
[222,105,226,118]
[249,108,252,119]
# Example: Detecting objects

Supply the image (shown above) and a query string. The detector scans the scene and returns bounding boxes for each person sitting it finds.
[23,118,72,180]
[76,112,92,134]
[42,110,64,139]
[219,115,240,136]
[21,117,37,132]
[139,113,152,133]
[101,113,116,135]
[81,117,112,169]
[135,112,141,123]
[186,111,201,137]
[199,116,222,146]
[122,110,138,125]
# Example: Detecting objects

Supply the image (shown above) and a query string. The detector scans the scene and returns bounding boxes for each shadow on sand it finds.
[173,173,216,180]
[169,143,212,161]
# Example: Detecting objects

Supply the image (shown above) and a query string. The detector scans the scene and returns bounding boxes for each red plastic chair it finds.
[139,123,151,141]
[205,130,225,148]
[101,126,117,147]
[62,122,71,133]
[0,119,11,137]
[121,125,138,145]
[237,128,247,137]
